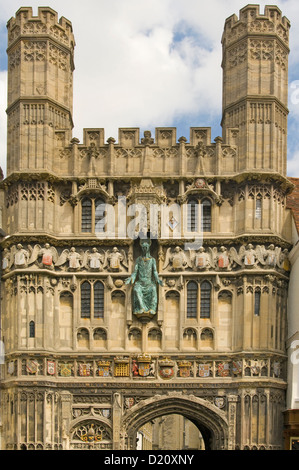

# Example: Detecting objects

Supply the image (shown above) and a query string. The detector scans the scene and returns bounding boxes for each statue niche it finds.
[125,239,163,323]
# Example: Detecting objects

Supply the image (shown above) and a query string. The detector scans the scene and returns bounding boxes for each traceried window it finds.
[201,199,212,232]
[187,199,198,233]
[81,198,92,232]
[81,282,91,318]
[94,281,104,318]
[81,197,106,233]
[200,281,211,318]
[254,290,261,316]
[187,198,212,233]
[29,321,35,338]
[81,281,105,319]
[255,198,262,219]
[187,281,198,318]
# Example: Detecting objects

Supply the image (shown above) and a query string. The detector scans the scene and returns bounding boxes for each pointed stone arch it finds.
[121,392,229,450]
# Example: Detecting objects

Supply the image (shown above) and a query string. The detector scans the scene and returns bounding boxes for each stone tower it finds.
[0,5,295,451]
[6,7,75,175]
[221,4,290,175]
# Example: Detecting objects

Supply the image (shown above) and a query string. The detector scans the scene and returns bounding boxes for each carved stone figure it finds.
[39,243,58,269]
[2,248,11,271]
[193,247,211,270]
[56,247,82,270]
[28,243,58,270]
[85,247,104,270]
[279,249,290,272]
[105,247,128,272]
[264,244,279,267]
[125,239,163,321]
[163,246,192,271]
[243,244,256,266]
[67,247,82,270]
[14,244,30,268]
[217,246,230,269]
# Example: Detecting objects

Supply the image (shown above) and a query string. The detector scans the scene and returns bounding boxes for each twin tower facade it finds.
[0,5,295,450]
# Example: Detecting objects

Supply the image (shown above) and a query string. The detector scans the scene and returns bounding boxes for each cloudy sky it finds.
[0,0,299,177]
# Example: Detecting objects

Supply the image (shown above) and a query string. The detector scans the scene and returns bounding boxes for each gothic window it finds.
[200,281,211,318]
[187,199,198,232]
[202,199,212,232]
[81,281,105,319]
[94,281,104,318]
[29,321,35,338]
[255,198,262,219]
[81,197,106,233]
[95,198,106,233]
[187,198,212,233]
[81,198,92,232]
[187,281,198,318]
[81,281,91,318]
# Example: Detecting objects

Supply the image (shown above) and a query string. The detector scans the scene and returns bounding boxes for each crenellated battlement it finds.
[77,127,215,148]
[51,126,241,178]
[7,6,75,50]
[222,4,290,47]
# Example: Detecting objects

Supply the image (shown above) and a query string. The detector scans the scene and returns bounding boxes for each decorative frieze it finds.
[6,355,286,381]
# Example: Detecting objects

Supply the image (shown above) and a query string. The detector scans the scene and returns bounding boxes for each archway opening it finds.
[124,394,228,450]
[136,413,207,450]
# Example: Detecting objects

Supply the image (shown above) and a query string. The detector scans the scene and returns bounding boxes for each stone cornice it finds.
[0,172,293,193]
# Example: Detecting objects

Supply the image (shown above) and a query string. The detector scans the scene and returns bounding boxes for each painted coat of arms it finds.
[217,362,230,377]
[97,361,111,377]
[59,362,73,377]
[158,358,175,379]
[198,363,210,377]
[232,360,242,376]
[47,360,56,376]
[138,362,151,377]
[135,354,152,377]
[78,363,92,377]
[8,361,15,375]
[26,359,39,374]
[177,361,192,378]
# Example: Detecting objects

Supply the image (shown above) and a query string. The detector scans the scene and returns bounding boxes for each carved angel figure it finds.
[228,246,244,269]
[278,249,290,272]
[163,246,192,271]
[55,247,82,271]
[8,244,30,269]
[243,244,258,266]
[216,246,230,269]
[2,248,13,271]
[104,247,128,272]
[82,247,105,271]
[264,244,281,267]
[28,243,58,270]
[192,246,214,270]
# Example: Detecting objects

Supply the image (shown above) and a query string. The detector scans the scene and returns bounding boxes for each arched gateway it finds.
[121,393,229,450]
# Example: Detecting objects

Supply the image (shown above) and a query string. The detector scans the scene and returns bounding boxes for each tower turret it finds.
[221,4,290,175]
[6,7,75,175]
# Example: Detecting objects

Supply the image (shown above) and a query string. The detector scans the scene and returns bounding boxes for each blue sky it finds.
[0,0,299,177]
